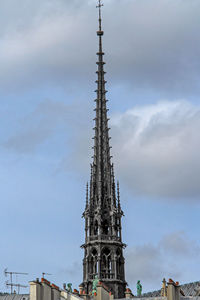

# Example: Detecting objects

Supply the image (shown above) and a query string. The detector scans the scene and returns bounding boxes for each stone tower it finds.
[81,1,127,298]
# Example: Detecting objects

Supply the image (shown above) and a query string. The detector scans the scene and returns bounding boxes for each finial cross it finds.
[96,0,103,30]
[96,0,103,9]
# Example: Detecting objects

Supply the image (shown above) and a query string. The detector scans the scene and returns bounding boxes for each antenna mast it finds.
[4,269,28,294]
[42,272,52,279]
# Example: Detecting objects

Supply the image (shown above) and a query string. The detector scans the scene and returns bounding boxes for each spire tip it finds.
[96,0,104,9]
[96,0,104,32]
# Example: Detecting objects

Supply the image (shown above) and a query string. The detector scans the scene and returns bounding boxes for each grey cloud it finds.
[0,0,95,91]
[111,100,200,199]
[58,261,82,278]
[5,127,52,153]
[0,0,200,96]
[159,231,200,257]
[126,244,162,286]
[4,99,75,153]
[4,98,200,202]
[125,232,200,293]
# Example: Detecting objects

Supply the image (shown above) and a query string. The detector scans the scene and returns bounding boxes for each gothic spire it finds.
[93,0,112,207]
[81,3,127,297]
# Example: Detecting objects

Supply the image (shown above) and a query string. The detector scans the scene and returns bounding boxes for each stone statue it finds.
[137,280,142,296]
[92,275,99,295]
[161,278,167,297]
[67,283,72,293]
[194,282,200,296]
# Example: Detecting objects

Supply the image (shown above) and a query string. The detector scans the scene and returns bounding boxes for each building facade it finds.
[80,1,127,298]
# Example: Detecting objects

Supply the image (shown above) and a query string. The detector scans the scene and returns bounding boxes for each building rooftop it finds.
[0,294,29,300]
[143,281,200,297]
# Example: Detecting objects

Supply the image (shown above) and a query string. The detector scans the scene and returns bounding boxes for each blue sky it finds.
[0,0,200,295]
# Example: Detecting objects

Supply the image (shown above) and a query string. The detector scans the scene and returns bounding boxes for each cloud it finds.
[111,100,200,199]
[159,231,199,257]
[126,244,162,286]
[108,0,200,96]
[58,261,82,279]
[0,0,200,96]
[5,98,200,201]
[4,100,75,153]
[0,0,95,90]
[125,231,200,293]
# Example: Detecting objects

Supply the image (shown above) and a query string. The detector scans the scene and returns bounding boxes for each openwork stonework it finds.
[80,1,127,298]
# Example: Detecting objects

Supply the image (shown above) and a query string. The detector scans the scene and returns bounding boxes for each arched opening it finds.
[102,219,109,235]
[116,248,122,280]
[101,248,112,279]
[90,248,98,279]
[115,218,120,237]
[89,218,93,236]
[94,220,99,236]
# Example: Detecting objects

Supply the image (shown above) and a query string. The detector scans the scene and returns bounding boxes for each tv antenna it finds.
[42,272,52,279]
[4,268,28,294]
[6,282,28,295]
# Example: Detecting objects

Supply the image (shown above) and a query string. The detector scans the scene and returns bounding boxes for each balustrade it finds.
[87,235,120,242]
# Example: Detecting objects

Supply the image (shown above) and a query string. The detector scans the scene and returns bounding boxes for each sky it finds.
[0,0,200,295]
